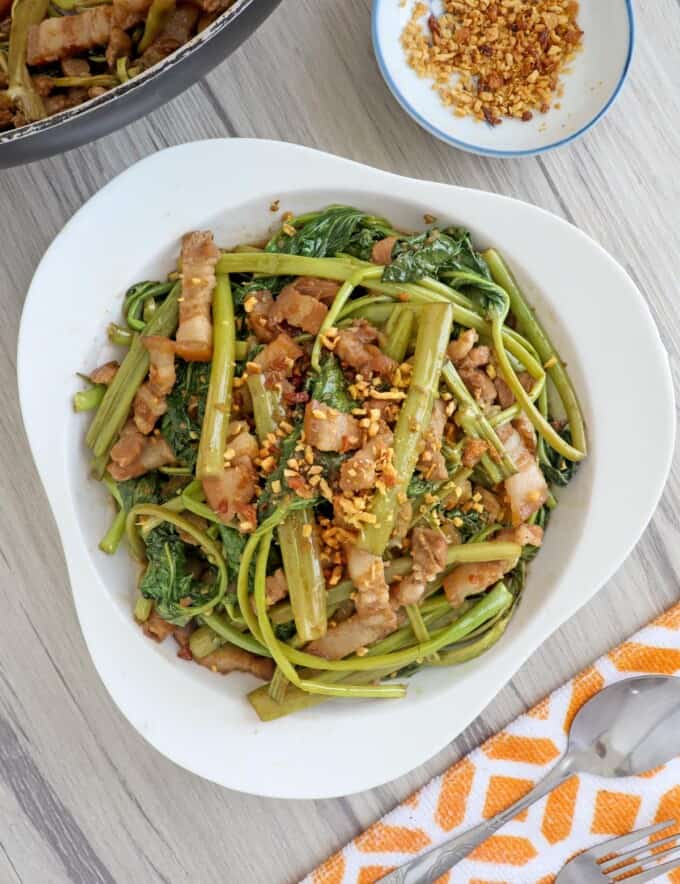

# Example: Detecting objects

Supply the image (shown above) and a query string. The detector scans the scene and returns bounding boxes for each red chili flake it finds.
[427,13,441,40]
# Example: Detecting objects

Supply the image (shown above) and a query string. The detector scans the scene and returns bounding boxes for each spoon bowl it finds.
[567,675,680,778]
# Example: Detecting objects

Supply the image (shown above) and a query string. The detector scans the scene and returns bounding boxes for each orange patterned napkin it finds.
[306,602,680,884]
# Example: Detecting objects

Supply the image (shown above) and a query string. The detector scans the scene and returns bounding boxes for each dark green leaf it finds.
[309,355,354,413]
[540,429,579,488]
[383,229,465,283]
[441,228,491,278]
[521,544,540,562]
[407,474,439,499]
[345,227,384,262]
[232,276,288,310]
[314,451,346,485]
[116,473,162,511]
[503,561,526,598]
[161,360,210,470]
[447,508,487,542]
[257,425,303,520]
[266,206,369,258]
[139,523,217,626]
[217,524,247,586]
[274,621,297,642]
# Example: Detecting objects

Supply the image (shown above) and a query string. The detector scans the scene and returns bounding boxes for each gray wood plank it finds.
[0,1,679,882]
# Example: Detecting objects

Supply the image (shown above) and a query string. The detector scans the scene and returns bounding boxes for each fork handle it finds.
[379,758,575,883]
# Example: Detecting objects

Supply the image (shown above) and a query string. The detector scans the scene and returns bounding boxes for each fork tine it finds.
[625,851,680,884]
[588,820,678,860]
[600,831,680,873]
[635,842,680,871]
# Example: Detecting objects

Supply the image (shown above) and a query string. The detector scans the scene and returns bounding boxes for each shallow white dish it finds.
[372,0,634,157]
[18,139,673,799]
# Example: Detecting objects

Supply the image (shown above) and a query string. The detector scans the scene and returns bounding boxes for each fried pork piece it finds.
[254,332,303,376]
[202,458,258,529]
[443,524,543,608]
[370,235,397,266]
[27,7,112,65]
[88,360,119,385]
[190,0,235,14]
[176,230,219,361]
[112,0,152,29]
[345,545,397,629]
[306,611,403,660]
[0,93,14,130]
[334,320,396,380]
[245,289,278,343]
[107,420,175,480]
[290,277,340,304]
[265,568,288,606]
[462,437,488,467]
[495,371,534,408]
[339,425,393,493]
[139,4,200,70]
[416,398,448,481]
[202,422,258,528]
[225,420,259,460]
[476,486,504,523]
[133,336,176,434]
[391,499,413,544]
[304,400,361,453]
[497,416,549,525]
[460,364,497,404]
[141,610,176,642]
[106,26,132,68]
[447,328,478,364]
[392,527,448,607]
[61,57,89,76]
[196,644,274,680]
[269,278,331,335]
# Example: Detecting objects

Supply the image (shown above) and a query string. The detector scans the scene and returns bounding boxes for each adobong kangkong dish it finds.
[75,205,587,721]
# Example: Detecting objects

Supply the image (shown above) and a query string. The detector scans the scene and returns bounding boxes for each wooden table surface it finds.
[1,1,679,882]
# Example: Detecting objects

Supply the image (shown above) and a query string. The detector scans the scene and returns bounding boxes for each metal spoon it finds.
[380,675,680,883]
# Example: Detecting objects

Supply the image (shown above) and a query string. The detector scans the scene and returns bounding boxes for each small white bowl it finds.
[18,140,673,799]
[372,0,634,158]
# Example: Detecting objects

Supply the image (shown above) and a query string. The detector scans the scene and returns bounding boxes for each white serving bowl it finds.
[18,140,673,798]
[372,0,634,157]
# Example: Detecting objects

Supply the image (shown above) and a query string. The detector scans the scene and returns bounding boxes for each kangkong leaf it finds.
[383,229,465,283]
[161,360,210,469]
[266,206,369,258]
[116,474,162,512]
[540,429,579,488]
[139,524,216,625]
[447,508,487,542]
[310,355,354,413]
[217,524,248,586]
[441,227,492,278]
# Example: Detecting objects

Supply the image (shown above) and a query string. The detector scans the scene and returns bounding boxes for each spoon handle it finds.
[378,758,574,883]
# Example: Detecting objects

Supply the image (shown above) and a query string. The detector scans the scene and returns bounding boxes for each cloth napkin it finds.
[306,601,680,884]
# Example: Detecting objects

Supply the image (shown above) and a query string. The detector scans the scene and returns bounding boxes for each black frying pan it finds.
[0,0,282,167]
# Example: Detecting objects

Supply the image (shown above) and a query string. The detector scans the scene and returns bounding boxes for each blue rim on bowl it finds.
[371,0,635,158]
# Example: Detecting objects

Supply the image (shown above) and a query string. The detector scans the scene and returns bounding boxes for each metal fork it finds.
[556,819,680,883]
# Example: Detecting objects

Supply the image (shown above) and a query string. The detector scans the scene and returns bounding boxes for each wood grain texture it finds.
[0,1,679,882]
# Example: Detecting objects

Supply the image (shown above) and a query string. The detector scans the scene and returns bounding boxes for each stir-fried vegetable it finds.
[7,0,49,123]
[0,0,238,131]
[76,204,586,721]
